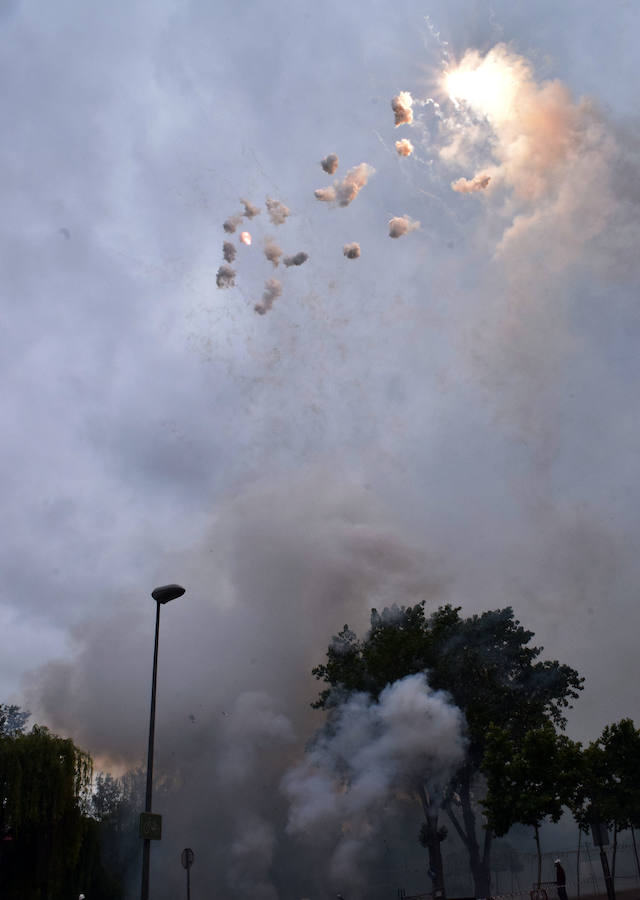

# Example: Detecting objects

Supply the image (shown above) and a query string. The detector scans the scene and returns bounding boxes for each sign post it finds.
[181,847,195,900]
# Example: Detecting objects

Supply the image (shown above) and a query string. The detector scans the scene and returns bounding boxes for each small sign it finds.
[181,848,195,870]
[139,812,162,840]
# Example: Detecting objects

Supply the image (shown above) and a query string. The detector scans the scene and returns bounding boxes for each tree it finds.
[312,603,584,897]
[0,704,30,737]
[482,722,582,888]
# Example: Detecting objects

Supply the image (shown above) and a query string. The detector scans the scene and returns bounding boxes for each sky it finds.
[2,0,640,896]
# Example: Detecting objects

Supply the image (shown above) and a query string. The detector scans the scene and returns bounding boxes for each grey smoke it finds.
[223,241,237,263]
[265,196,290,226]
[241,198,261,219]
[343,242,361,259]
[321,153,339,175]
[264,239,283,268]
[216,264,236,288]
[283,252,309,268]
[254,277,283,315]
[223,214,243,234]
[388,215,420,238]
[314,163,375,207]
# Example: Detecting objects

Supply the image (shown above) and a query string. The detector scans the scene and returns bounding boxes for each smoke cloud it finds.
[223,241,236,263]
[321,153,339,175]
[264,239,283,268]
[223,214,243,234]
[388,215,420,238]
[265,196,290,226]
[343,242,361,259]
[395,138,414,157]
[283,251,309,268]
[283,674,466,885]
[216,264,236,288]
[254,277,283,315]
[241,198,261,219]
[451,173,491,193]
[314,163,375,207]
[391,91,413,126]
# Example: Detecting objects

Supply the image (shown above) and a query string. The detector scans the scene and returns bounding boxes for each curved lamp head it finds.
[151,584,186,604]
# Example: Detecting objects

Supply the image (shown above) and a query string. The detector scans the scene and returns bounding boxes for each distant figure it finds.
[555,858,568,900]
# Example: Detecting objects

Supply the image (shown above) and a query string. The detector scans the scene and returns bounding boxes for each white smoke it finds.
[388,215,420,238]
[391,91,413,126]
[283,674,466,885]
[314,163,375,207]
[451,173,491,193]
[395,138,414,157]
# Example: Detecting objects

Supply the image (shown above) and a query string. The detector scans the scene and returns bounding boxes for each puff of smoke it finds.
[451,173,491,193]
[264,239,283,268]
[282,674,466,885]
[265,196,290,226]
[343,242,361,259]
[223,214,243,234]
[321,153,339,175]
[216,264,236,288]
[241,198,261,219]
[391,91,413,126]
[395,138,414,157]
[314,163,375,208]
[283,252,309,268]
[254,277,283,315]
[223,241,237,263]
[388,215,420,238]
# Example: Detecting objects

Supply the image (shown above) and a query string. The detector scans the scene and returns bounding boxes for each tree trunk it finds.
[444,769,492,897]
[417,783,447,900]
[534,823,542,890]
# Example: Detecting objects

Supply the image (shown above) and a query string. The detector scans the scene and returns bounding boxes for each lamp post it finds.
[140,583,185,900]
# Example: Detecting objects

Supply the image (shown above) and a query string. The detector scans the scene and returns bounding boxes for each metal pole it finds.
[141,600,162,900]
[187,864,191,900]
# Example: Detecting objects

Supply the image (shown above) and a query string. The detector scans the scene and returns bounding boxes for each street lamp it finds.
[140,583,185,900]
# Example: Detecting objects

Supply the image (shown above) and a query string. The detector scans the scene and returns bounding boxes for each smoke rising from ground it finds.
[223,241,236,263]
[265,196,290,226]
[388,215,420,238]
[254,277,283,315]
[343,242,361,259]
[451,173,491,193]
[283,674,466,885]
[391,91,413,126]
[395,138,414,157]
[216,264,236,288]
[314,163,375,207]
[283,251,309,268]
[321,153,339,174]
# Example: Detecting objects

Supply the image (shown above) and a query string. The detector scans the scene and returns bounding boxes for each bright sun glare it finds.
[444,54,520,123]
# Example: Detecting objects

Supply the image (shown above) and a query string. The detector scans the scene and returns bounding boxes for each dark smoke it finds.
[283,252,309,268]
[265,196,290,226]
[254,277,283,315]
[321,153,339,175]
[216,264,236,288]
[241,198,261,219]
[223,214,243,234]
[223,241,237,263]
[264,239,283,268]
[388,215,420,238]
[343,242,361,259]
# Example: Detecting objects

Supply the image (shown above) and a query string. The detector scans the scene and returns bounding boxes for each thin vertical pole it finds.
[141,600,162,900]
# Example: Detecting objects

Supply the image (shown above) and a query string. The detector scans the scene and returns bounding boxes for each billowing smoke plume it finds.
[321,153,339,175]
[223,241,236,263]
[388,215,420,238]
[241,198,261,219]
[223,214,243,234]
[216,264,236,288]
[343,242,361,259]
[264,239,283,268]
[265,196,290,226]
[282,674,466,885]
[254,277,283,315]
[283,251,309,268]
[391,91,413,126]
[451,173,491,193]
[395,138,414,157]
[314,163,375,207]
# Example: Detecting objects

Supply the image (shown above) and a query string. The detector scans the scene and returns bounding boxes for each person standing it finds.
[555,858,568,900]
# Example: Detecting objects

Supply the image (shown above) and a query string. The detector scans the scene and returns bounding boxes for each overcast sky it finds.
[2,0,640,893]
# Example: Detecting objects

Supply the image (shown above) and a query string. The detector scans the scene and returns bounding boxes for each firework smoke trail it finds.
[283,674,466,885]
[388,215,420,238]
[223,241,237,263]
[321,153,339,175]
[241,198,261,219]
[395,138,414,157]
[343,242,361,259]
[314,163,375,207]
[265,196,290,226]
[254,277,283,315]
[451,173,491,193]
[283,252,309,268]
[391,91,413,126]
[216,265,236,288]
